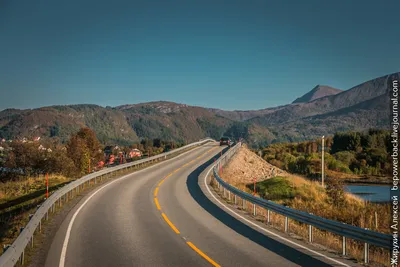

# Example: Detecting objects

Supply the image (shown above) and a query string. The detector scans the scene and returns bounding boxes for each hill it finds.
[221,72,397,147]
[115,101,233,142]
[292,85,342,104]
[0,102,233,145]
[0,105,139,145]
[0,72,397,147]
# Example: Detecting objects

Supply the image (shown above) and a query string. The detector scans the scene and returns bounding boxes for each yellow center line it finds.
[166,173,172,178]
[173,168,181,173]
[154,187,159,197]
[161,213,180,234]
[186,242,221,267]
[158,179,165,186]
[154,198,161,210]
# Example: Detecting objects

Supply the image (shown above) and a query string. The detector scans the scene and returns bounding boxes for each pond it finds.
[344,184,391,203]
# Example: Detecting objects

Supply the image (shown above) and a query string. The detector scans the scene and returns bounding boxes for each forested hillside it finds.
[261,129,391,182]
[0,72,396,147]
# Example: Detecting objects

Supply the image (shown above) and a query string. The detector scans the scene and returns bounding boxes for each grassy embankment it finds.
[212,146,390,266]
[0,174,74,252]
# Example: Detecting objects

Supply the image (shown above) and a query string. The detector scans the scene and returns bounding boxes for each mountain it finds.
[292,85,342,104]
[226,72,398,147]
[206,106,284,122]
[115,101,233,142]
[244,72,396,126]
[0,105,140,145]
[0,72,397,147]
[246,93,391,147]
[0,102,233,145]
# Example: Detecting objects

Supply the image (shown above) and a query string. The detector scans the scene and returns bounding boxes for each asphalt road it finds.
[45,142,359,267]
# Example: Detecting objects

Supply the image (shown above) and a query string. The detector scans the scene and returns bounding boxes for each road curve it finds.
[45,142,359,267]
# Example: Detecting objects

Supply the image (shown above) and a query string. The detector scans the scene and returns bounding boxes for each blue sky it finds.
[0,0,399,111]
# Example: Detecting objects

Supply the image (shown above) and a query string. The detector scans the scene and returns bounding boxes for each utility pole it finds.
[321,136,325,187]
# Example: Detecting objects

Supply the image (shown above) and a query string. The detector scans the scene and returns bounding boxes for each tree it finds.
[153,138,162,148]
[75,128,103,162]
[67,135,90,175]
[66,128,102,175]
[141,138,152,150]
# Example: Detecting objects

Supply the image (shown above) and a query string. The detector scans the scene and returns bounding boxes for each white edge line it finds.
[203,164,352,267]
[59,143,213,267]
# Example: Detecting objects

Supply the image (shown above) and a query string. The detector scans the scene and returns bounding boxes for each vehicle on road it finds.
[220,136,232,147]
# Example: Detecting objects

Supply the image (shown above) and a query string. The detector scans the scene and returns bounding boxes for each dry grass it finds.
[0,174,71,204]
[216,146,390,266]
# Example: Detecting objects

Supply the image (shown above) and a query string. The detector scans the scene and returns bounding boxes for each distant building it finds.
[0,146,4,152]
[33,136,41,141]
[129,149,142,158]
[38,145,46,151]
[1,138,5,143]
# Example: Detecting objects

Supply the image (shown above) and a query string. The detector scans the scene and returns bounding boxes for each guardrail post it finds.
[20,250,24,265]
[267,209,270,225]
[31,235,34,248]
[253,204,256,216]
[284,216,288,233]
[342,236,346,256]
[223,188,226,198]
[228,191,231,201]
[234,194,237,205]
[308,225,313,243]
[364,239,369,264]
[39,220,42,233]
[243,199,246,210]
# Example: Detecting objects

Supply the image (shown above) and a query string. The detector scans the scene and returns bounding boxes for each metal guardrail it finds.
[212,142,391,264]
[0,138,214,267]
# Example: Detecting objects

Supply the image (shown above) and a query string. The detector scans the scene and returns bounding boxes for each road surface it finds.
[45,142,358,267]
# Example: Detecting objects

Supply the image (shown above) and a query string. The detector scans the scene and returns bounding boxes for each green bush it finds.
[334,151,356,165]
[253,177,296,201]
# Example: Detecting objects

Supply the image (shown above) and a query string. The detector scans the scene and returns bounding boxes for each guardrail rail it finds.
[210,142,391,265]
[0,138,214,267]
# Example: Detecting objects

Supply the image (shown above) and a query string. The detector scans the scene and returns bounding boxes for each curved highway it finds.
[44,142,358,267]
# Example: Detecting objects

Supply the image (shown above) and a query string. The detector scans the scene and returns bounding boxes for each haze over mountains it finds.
[0,72,398,148]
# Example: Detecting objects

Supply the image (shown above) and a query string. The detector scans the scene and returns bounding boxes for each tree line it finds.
[0,127,185,182]
[262,129,391,179]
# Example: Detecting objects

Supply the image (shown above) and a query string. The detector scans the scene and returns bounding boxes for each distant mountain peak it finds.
[292,85,343,104]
